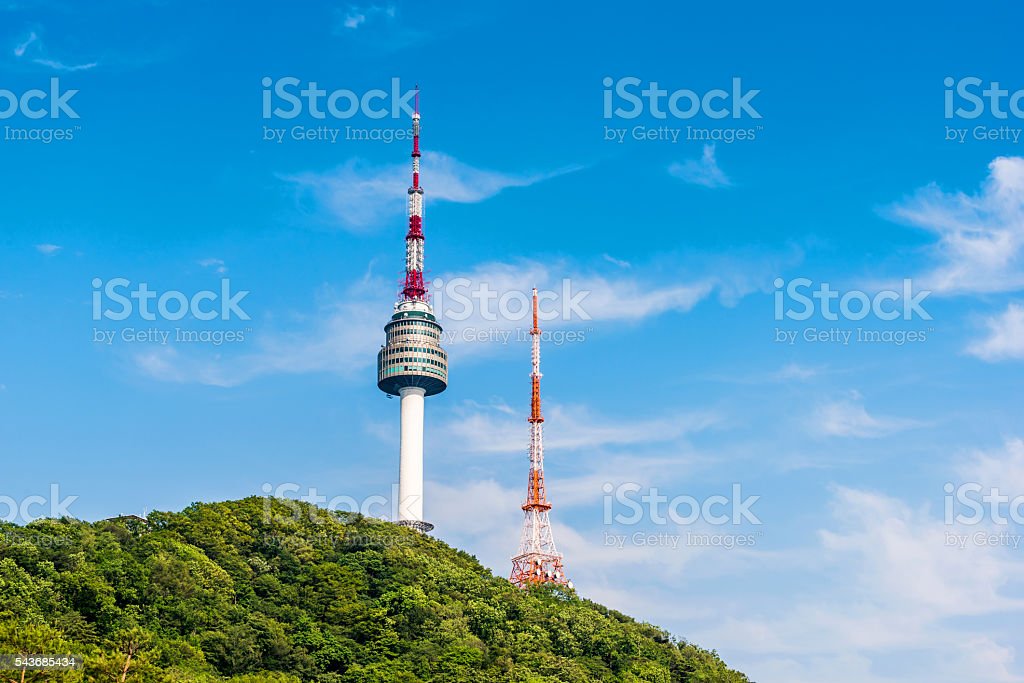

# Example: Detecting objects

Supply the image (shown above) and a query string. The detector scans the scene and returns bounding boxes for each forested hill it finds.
[0,497,749,682]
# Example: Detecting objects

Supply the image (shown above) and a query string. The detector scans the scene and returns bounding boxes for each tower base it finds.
[397,519,434,533]
[510,552,570,588]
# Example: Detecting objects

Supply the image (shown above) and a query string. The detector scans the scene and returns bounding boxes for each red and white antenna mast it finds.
[402,86,426,302]
[510,289,572,589]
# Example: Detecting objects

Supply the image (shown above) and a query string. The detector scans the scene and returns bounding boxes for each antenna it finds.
[401,85,426,301]
[510,288,572,589]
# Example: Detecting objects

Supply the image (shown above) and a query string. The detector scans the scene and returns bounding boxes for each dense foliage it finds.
[0,498,748,682]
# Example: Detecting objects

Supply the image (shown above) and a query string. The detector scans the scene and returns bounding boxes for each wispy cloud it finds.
[343,12,366,28]
[438,400,720,455]
[431,249,800,355]
[333,4,434,53]
[35,243,61,255]
[773,362,822,381]
[889,156,1024,295]
[32,57,97,72]
[602,253,631,268]
[700,361,831,387]
[198,258,227,274]
[129,261,713,386]
[340,4,395,30]
[967,303,1024,362]
[431,259,715,352]
[668,143,732,188]
[131,249,794,387]
[681,484,1024,683]
[812,394,921,438]
[444,450,1024,683]
[125,223,797,388]
[955,438,1024,496]
[133,295,383,388]
[12,29,97,71]
[13,31,37,57]
[282,151,581,232]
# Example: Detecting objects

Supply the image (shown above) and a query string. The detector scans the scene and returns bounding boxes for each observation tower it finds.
[377,89,448,533]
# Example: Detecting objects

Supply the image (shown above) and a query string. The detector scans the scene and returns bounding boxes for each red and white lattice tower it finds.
[510,289,572,589]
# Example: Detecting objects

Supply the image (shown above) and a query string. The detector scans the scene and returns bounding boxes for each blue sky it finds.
[3,1,1024,681]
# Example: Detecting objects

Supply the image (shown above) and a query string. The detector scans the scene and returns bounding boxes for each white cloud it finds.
[35,243,61,255]
[955,438,1024,497]
[32,58,97,72]
[340,5,396,30]
[773,362,821,381]
[676,485,1024,683]
[429,478,520,542]
[430,260,715,357]
[129,258,708,386]
[131,248,792,386]
[820,486,1022,616]
[968,303,1024,361]
[343,12,366,28]
[439,400,719,457]
[198,258,227,274]
[890,156,1024,295]
[424,414,1024,683]
[426,248,801,354]
[12,30,97,71]
[282,151,580,232]
[668,143,731,188]
[334,4,423,52]
[812,395,920,438]
[435,469,1024,683]
[602,253,631,268]
[13,31,37,57]
[428,471,757,597]
[133,295,383,387]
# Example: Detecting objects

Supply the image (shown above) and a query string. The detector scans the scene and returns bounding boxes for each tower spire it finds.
[402,85,426,301]
[510,289,572,589]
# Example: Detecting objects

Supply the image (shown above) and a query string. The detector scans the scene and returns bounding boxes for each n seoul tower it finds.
[377,89,448,533]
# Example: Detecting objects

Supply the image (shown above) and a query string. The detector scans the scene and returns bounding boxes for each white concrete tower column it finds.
[398,386,427,527]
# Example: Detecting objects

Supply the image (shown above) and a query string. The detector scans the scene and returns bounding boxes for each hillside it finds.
[0,498,749,682]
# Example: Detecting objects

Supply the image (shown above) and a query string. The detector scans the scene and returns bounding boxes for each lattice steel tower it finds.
[510,289,572,589]
[377,89,448,533]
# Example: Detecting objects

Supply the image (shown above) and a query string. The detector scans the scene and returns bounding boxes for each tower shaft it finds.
[397,386,426,524]
[510,289,571,589]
